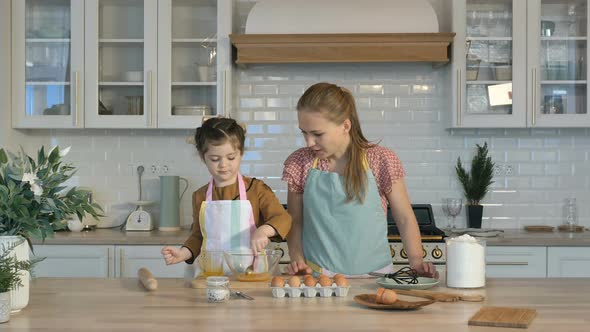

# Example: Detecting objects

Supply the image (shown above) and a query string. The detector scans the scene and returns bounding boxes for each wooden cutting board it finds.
[468,306,537,329]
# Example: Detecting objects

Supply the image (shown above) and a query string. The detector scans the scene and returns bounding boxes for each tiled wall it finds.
[2,0,588,230]
[16,62,586,230]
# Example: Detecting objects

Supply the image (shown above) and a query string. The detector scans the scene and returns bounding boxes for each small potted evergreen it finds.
[455,142,495,228]
[0,240,42,323]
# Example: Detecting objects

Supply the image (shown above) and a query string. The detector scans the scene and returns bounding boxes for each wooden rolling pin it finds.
[138,267,158,291]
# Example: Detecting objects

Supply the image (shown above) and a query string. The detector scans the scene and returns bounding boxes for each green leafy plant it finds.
[455,142,495,205]
[0,239,43,293]
[0,146,103,247]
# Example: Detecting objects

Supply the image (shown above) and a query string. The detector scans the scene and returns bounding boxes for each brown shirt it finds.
[183,177,291,261]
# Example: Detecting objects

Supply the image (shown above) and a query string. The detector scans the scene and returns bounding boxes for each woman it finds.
[282,82,438,278]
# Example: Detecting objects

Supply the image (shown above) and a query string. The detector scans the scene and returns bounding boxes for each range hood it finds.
[230,0,455,65]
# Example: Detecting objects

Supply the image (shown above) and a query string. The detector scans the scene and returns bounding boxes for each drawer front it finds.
[548,247,590,277]
[31,245,113,278]
[486,246,547,278]
[117,245,185,278]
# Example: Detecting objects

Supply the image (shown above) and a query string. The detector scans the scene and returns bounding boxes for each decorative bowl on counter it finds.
[223,249,282,282]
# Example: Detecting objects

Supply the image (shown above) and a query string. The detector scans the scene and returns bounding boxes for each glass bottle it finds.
[563,197,578,227]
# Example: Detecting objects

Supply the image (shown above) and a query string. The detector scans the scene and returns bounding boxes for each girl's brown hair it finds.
[194,117,246,159]
[297,82,372,203]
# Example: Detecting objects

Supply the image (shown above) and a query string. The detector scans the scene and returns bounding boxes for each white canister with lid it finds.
[445,234,486,288]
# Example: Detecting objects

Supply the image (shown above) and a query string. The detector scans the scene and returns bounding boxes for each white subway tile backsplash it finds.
[266,97,291,108]
[254,84,279,95]
[9,62,586,230]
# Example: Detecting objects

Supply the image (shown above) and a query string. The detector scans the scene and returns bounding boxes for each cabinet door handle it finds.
[456,68,462,126]
[74,71,80,127]
[107,247,111,278]
[223,70,230,117]
[148,70,154,127]
[533,68,537,127]
[119,248,124,277]
[486,262,529,266]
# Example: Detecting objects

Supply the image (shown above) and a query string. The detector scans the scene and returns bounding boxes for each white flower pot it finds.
[0,292,10,323]
[0,236,30,312]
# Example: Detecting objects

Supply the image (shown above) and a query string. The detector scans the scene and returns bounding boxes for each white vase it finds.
[0,236,30,313]
[0,292,10,323]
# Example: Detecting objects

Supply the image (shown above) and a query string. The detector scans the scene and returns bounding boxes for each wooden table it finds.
[2,278,589,331]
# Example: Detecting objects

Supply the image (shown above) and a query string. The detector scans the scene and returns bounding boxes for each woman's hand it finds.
[251,225,276,254]
[161,246,191,265]
[410,260,439,279]
[286,260,313,275]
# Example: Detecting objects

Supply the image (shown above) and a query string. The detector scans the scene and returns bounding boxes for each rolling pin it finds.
[138,267,158,291]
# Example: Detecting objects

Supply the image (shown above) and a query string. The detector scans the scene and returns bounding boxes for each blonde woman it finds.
[282,82,437,278]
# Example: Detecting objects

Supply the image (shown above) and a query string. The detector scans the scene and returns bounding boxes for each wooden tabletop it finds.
[2,278,589,331]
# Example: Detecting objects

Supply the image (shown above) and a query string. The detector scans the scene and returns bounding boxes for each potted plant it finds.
[0,146,103,311]
[455,142,495,228]
[0,239,42,323]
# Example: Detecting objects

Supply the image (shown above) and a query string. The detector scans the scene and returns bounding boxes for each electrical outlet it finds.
[150,164,158,174]
[505,164,513,176]
[493,165,503,176]
[161,165,169,174]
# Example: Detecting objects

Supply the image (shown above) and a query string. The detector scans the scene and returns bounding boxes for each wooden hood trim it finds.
[229,33,456,64]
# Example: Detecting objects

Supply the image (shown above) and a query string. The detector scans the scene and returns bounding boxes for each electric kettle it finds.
[159,176,189,231]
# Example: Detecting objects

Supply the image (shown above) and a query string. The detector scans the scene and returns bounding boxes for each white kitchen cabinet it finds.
[30,245,114,278]
[12,0,232,129]
[11,0,85,128]
[452,0,590,128]
[486,246,547,278]
[116,245,186,278]
[548,247,590,277]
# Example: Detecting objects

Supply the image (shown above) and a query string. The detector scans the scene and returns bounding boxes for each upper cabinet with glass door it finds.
[12,0,84,128]
[528,0,590,127]
[84,0,158,128]
[157,0,223,128]
[452,0,527,128]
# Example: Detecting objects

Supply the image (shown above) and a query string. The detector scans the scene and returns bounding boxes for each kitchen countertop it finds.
[2,278,589,331]
[31,228,590,246]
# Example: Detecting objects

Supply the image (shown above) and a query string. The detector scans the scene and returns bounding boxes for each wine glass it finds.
[443,198,463,230]
[441,199,451,230]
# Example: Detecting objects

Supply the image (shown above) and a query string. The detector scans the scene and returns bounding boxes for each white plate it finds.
[376,277,439,290]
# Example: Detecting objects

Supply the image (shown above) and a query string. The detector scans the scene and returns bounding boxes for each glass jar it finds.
[206,276,230,303]
[445,235,486,288]
[563,197,578,227]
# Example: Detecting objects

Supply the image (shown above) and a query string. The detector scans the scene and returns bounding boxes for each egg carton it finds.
[270,283,350,298]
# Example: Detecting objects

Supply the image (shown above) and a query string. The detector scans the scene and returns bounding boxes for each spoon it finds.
[245,255,256,275]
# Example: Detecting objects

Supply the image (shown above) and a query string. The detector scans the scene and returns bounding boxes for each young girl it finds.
[282,82,438,278]
[162,117,291,274]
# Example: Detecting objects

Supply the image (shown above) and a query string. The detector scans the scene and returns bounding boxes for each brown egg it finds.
[271,276,285,287]
[318,275,332,287]
[333,274,345,281]
[335,276,349,287]
[288,276,301,287]
[375,287,397,305]
[303,276,316,287]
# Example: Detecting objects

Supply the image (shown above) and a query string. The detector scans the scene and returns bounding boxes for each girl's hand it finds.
[410,260,439,279]
[251,225,275,254]
[286,260,313,275]
[161,246,191,265]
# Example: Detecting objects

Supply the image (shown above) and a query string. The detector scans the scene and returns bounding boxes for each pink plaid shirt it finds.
[282,145,406,213]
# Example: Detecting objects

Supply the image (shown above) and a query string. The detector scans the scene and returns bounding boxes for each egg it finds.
[318,275,332,287]
[335,276,349,287]
[375,287,397,305]
[333,274,345,280]
[271,276,285,287]
[303,275,316,287]
[288,276,301,287]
